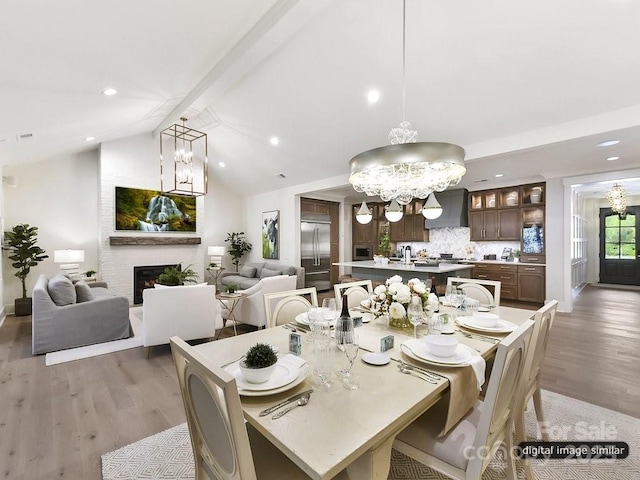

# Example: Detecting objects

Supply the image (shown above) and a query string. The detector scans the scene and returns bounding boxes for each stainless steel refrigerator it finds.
[300,215,331,291]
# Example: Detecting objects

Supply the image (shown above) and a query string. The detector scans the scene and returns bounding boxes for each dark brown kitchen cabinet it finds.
[389,217,405,242]
[301,199,330,215]
[497,209,521,240]
[472,263,518,300]
[404,214,429,242]
[470,210,498,240]
[352,204,377,244]
[518,265,545,303]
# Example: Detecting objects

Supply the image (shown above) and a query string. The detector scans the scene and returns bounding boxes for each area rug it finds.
[101,389,640,479]
[45,307,143,366]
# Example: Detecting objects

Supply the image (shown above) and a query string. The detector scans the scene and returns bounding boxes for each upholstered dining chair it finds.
[515,300,558,445]
[170,336,351,480]
[263,287,318,328]
[447,277,501,307]
[393,319,534,480]
[333,280,373,309]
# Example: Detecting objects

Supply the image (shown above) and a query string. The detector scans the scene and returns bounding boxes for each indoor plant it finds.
[239,343,278,384]
[378,233,391,257]
[4,224,49,316]
[83,269,97,278]
[156,264,199,286]
[225,282,240,294]
[225,232,252,271]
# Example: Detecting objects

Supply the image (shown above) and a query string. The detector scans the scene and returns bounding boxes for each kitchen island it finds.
[333,260,473,285]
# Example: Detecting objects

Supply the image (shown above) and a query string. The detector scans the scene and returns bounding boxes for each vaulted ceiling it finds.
[3,0,640,199]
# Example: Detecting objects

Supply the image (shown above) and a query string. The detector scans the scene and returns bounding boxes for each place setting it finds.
[222,343,309,397]
[455,311,518,334]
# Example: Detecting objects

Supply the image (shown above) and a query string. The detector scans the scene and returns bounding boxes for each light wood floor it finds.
[1,285,638,479]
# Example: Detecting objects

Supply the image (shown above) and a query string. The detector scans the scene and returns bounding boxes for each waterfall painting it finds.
[115,186,196,232]
[262,210,279,259]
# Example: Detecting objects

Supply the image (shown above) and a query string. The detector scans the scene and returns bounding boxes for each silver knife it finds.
[259,389,313,417]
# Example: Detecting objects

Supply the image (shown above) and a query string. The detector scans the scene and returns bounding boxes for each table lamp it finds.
[208,246,225,268]
[54,249,85,278]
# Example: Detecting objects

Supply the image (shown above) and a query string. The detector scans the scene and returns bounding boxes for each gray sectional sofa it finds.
[219,262,305,290]
[32,274,131,354]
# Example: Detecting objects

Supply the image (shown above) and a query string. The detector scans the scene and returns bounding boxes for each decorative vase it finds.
[239,361,277,384]
[388,315,412,329]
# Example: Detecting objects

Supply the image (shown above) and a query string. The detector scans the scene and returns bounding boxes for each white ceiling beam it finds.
[153,0,335,137]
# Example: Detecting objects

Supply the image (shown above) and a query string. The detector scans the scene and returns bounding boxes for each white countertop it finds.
[333,260,474,274]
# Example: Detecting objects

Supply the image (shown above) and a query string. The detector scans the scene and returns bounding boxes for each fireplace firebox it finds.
[133,264,179,304]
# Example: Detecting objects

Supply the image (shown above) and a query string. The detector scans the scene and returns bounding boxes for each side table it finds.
[215,292,247,339]
[206,267,225,290]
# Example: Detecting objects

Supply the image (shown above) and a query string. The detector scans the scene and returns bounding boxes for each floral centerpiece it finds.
[364,275,431,329]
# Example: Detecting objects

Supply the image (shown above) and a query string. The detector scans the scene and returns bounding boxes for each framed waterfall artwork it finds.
[114,186,197,232]
[262,210,279,259]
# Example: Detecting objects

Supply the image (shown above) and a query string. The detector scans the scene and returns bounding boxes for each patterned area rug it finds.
[102,390,640,479]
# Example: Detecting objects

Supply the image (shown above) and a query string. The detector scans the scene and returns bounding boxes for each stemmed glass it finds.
[337,333,359,390]
[312,321,334,389]
[450,288,466,321]
[407,296,424,339]
[321,298,338,325]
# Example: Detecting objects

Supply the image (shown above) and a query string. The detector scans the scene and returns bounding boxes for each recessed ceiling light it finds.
[495,173,504,178]
[606,156,620,161]
[218,161,225,168]
[102,88,117,96]
[270,136,280,146]
[85,136,95,142]
[367,90,381,103]
[597,140,620,147]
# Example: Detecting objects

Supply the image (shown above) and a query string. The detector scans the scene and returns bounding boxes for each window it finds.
[604,213,636,259]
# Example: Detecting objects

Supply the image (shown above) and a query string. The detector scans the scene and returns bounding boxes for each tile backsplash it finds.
[396,227,520,259]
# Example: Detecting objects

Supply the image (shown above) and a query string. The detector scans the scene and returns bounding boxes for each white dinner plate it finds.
[456,316,517,333]
[361,352,390,366]
[401,339,475,366]
[225,355,307,395]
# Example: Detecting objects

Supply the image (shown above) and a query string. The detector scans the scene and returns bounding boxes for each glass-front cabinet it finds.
[470,190,497,210]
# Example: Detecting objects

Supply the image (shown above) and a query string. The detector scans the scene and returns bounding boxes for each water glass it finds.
[313,343,334,390]
[407,297,423,339]
[444,285,455,305]
[338,333,359,390]
[464,298,480,315]
[429,312,443,334]
[322,298,338,324]
[307,307,322,342]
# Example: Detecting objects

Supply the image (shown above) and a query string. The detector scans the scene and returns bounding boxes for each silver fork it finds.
[398,361,444,381]
[398,365,437,384]
[456,330,499,344]
[220,355,245,369]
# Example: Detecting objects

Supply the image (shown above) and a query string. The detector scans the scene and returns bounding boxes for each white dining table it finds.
[194,304,534,479]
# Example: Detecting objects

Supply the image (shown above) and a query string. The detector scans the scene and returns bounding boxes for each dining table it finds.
[193,304,534,479]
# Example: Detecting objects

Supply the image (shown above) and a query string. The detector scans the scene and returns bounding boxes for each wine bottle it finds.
[335,294,353,345]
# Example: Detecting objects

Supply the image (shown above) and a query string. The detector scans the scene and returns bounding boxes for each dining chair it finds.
[264,287,319,328]
[393,319,534,480]
[333,280,373,309]
[170,336,330,479]
[515,299,558,445]
[447,277,501,306]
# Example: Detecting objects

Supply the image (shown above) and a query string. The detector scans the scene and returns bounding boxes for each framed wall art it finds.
[115,186,196,232]
[262,210,279,259]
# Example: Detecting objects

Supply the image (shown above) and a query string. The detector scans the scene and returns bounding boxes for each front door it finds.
[599,206,640,285]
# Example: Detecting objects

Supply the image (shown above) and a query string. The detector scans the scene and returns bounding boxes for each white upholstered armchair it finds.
[221,275,297,329]
[142,284,221,357]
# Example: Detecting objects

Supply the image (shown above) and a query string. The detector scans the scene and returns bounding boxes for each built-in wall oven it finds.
[353,244,373,260]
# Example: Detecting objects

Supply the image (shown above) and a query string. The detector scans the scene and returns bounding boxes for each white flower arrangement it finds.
[369,276,430,319]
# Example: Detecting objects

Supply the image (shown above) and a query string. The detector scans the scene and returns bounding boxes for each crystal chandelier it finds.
[348,0,466,206]
[606,184,626,215]
[160,117,208,196]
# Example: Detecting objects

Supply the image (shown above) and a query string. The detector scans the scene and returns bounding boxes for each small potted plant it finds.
[225,232,252,271]
[512,250,521,263]
[83,269,97,278]
[239,343,278,384]
[225,283,240,294]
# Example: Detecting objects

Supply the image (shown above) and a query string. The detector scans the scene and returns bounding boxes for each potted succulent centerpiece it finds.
[239,343,278,384]
[156,264,199,286]
[4,224,48,316]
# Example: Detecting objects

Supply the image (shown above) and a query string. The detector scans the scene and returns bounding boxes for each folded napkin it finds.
[280,353,308,370]
[466,348,486,390]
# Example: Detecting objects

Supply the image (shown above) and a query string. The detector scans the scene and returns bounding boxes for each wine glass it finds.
[322,298,338,325]
[444,285,455,306]
[338,333,359,390]
[451,288,466,310]
[307,307,322,343]
[407,296,423,339]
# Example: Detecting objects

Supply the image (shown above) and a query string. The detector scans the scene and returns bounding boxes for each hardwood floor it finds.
[0,285,638,478]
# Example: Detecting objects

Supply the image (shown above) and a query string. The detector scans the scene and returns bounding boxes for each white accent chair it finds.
[393,319,534,480]
[142,284,221,358]
[170,336,350,479]
[334,280,373,309]
[264,287,318,328]
[221,275,297,330]
[515,300,558,445]
[447,277,501,306]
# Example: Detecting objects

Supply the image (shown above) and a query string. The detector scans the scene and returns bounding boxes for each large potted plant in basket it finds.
[4,224,49,316]
[225,232,252,271]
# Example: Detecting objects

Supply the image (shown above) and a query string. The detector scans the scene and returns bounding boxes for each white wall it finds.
[99,133,245,301]
[2,151,100,311]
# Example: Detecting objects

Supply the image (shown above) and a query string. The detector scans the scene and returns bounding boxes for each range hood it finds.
[424,188,469,228]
